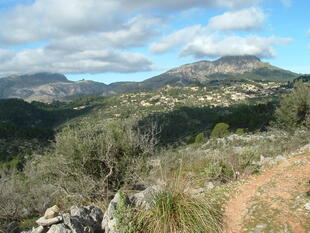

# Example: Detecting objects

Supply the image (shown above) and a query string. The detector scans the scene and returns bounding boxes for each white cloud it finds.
[99,15,164,48]
[0,0,259,45]
[150,5,289,59]
[150,25,204,54]
[0,10,160,76]
[0,47,153,76]
[0,0,124,45]
[180,35,292,58]
[208,7,266,31]
[151,7,267,54]
[47,15,163,52]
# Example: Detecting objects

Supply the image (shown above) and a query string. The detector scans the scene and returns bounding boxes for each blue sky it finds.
[0,0,309,84]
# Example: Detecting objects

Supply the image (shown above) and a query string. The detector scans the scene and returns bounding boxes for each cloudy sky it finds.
[0,0,309,83]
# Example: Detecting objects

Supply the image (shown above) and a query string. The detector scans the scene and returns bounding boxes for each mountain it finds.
[0,72,108,102]
[103,55,298,95]
[0,56,298,102]
[152,55,297,84]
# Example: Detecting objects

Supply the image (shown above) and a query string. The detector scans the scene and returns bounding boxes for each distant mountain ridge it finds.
[0,72,108,102]
[0,56,299,102]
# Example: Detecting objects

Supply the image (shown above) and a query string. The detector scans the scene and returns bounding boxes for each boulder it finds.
[46,224,71,233]
[101,186,163,233]
[101,192,122,233]
[66,206,103,233]
[129,185,162,209]
[63,213,96,233]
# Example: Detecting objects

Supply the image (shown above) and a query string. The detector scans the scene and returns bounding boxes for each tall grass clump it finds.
[135,190,223,233]
[115,168,223,233]
[115,185,223,233]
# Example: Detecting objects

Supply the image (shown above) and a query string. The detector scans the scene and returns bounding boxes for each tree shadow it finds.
[137,102,276,146]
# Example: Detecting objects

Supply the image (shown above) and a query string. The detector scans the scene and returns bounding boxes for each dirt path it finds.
[224,153,310,233]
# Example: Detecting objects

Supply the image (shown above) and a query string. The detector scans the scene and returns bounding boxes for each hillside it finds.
[0,69,308,233]
[0,56,298,102]
[0,98,96,162]
[0,72,108,102]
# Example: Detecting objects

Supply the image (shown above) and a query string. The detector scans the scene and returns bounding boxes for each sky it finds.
[0,0,309,84]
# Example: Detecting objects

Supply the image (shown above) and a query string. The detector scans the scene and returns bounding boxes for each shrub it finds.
[235,128,245,135]
[194,132,204,144]
[274,82,310,130]
[45,117,156,205]
[210,123,230,138]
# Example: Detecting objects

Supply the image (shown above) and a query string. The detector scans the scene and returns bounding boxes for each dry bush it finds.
[0,117,158,228]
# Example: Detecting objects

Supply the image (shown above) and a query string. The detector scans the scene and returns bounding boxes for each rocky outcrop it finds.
[101,185,162,233]
[101,193,122,233]
[22,186,163,233]
[23,205,103,233]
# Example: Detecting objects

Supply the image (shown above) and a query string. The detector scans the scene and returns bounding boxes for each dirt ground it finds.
[224,153,310,233]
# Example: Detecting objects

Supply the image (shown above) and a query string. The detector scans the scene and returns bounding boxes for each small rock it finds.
[252,223,267,233]
[206,181,215,190]
[36,216,63,227]
[188,188,205,196]
[44,206,60,219]
[304,202,310,211]
[274,155,286,162]
[25,226,46,233]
